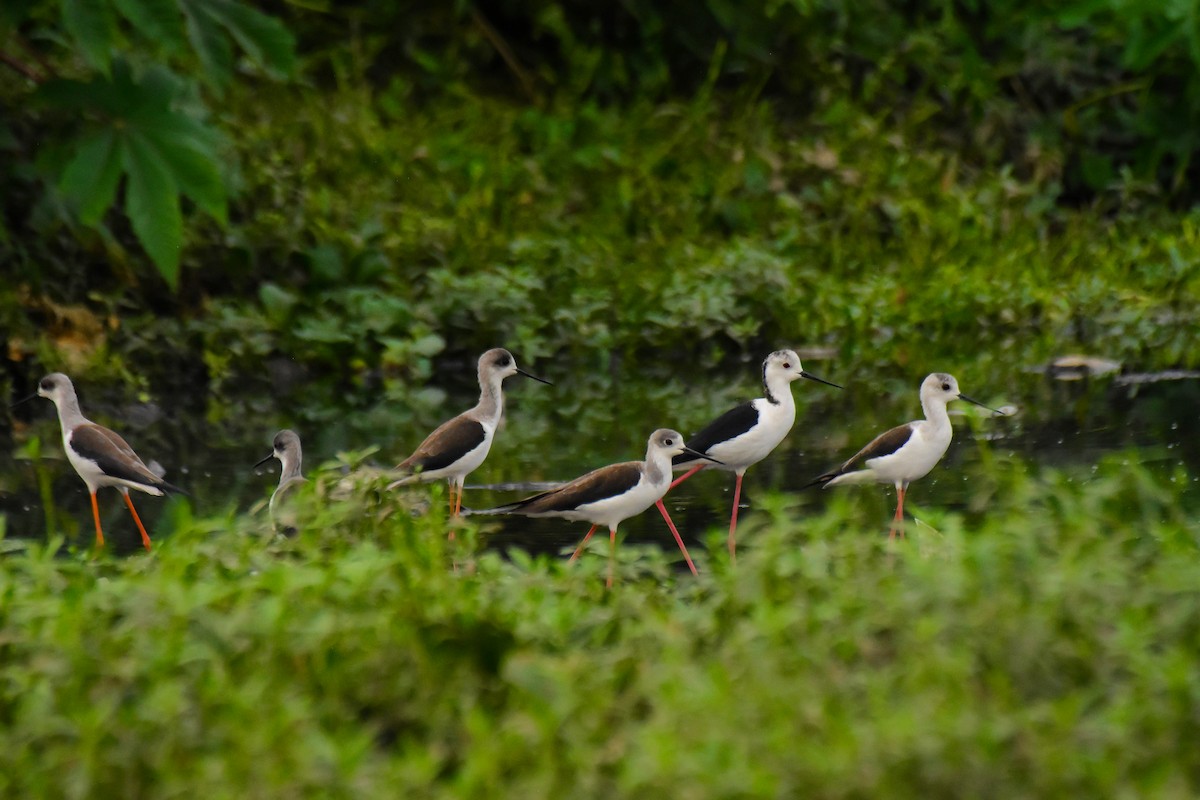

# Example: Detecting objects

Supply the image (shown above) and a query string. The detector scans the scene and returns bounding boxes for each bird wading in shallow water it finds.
[665,349,842,561]
[485,429,720,587]
[14,373,186,551]
[255,429,308,534]
[803,372,1003,539]
[387,348,550,530]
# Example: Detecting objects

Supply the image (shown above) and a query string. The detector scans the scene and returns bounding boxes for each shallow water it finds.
[3,359,1199,556]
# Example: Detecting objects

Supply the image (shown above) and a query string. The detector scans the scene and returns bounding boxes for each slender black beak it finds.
[958,393,1005,416]
[517,368,552,385]
[800,370,843,389]
[684,446,724,466]
[254,453,276,470]
[9,393,37,409]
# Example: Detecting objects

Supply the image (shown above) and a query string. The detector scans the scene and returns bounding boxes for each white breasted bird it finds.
[803,372,1002,538]
[387,348,550,522]
[486,429,720,586]
[666,349,841,560]
[14,372,185,551]
[254,429,308,534]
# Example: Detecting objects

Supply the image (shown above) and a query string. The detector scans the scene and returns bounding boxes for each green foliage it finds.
[1,455,1198,795]
[3,0,293,286]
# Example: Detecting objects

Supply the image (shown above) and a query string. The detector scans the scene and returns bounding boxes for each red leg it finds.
[447,482,457,541]
[569,525,598,563]
[121,491,153,551]
[453,482,463,517]
[607,526,617,589]
[655,499,698,576]
[89,491,105,548]
[728,473,744,563]
[889,484,907,541]
[669,464,705,491]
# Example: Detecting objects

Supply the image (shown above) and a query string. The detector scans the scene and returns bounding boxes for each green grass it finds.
[2,455,1198,797]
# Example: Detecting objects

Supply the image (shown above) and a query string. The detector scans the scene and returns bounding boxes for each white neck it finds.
[279,452,303,484]
[763,373,796,407]
[50,388,89,430]
[921,393,951,431]
[643,446,671,487]
[473,372,505,425]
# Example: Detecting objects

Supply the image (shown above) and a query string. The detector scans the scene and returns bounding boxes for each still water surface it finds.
[4,358,1198,556]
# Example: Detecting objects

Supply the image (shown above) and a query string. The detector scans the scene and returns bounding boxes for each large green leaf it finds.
[61,0,114,74]
[124,132,183,287]
[112,0,187,54]
[58,129,124,226]
[181,0,233,88]
[201,0,296,78]
[144,129,227,223]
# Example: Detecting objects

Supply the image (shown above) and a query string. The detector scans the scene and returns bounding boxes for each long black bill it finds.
[517,368,552,385]
[684,446,724,466]
[253,453,276,470]
[9,393,37,409]
[800,370,843,389]
[958,393,1005,416]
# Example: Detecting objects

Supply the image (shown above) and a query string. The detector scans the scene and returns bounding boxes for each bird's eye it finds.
[941,383,951,391]
[496,356,511,367]
[40,379,53,391]
[783,362,791,369]
[664,438,674,446]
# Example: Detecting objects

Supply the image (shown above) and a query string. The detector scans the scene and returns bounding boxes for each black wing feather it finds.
[672,402,760,466]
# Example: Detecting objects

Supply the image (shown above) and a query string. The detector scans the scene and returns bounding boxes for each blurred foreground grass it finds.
[2,453,1198,797]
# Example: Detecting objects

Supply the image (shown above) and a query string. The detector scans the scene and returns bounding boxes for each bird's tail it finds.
[385,471,417,491]
[158,479,189,497]
[798,471,838,491]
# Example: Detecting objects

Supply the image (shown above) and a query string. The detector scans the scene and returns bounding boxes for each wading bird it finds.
[487,429,720,586]
[666,349,841,560]
[387,348,550,523]
[255,429,307,534]
[15,373,185,551]
[803,372,1002,539]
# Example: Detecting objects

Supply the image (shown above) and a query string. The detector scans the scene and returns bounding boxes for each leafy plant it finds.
[3,0,295,286]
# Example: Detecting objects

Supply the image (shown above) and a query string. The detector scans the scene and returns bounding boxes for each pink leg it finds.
[889,484,907,540]
[569,525,598,563]
[669,465,705,490]
[89,491,105,548]
[607,526,617,588]
[655,499,698,575]
[728,472,744,563]
[447,482,457,542]
[121,491,153,552]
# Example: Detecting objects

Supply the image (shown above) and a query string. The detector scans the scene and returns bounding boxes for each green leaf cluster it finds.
[4,0,294,285]
[0,453,1198,795]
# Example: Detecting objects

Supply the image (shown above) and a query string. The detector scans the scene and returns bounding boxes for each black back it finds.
[673,401,761,466]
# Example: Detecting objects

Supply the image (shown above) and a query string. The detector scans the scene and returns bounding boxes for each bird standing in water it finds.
[16,373,185,551]
[803,372,1002,539]
[255,429,308,534]
[487,429,719,587]
[666,349,842,560]
[387,348,550,523]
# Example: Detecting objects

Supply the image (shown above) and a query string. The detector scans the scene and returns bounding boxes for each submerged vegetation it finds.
[4,1,1200,795]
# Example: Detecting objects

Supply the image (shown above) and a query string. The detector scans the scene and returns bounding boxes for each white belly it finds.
[705,401,795,472]
[865,425,951,485]
[419,430,494,483]
[551,476,667,529]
